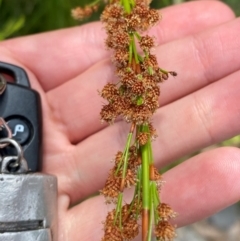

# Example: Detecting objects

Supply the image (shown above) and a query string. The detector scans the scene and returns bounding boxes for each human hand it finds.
[0,1,239,240]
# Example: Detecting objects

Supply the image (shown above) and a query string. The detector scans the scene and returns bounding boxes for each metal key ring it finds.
[0,138,23,168]
[0,118,12,148]
[0,74,7,95]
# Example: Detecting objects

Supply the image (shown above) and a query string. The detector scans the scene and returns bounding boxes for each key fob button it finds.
[7,118,31,145]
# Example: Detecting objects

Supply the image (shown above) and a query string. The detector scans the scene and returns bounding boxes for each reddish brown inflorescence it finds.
[72,0,177,240]
[99,0,177,240]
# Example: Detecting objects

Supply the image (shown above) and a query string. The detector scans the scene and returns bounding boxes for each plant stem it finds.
[129,36,133,64]
[88,0,101,7]
[141,124,150,241]
[147,139,153,164]
[120,123,135,191]
[147,182,154,241]
[152,182,160,224]
[122,0,131,14]
[159,67,169,74]
[132,35,140,64]
[134,31,141,40]
[114,192,123,227]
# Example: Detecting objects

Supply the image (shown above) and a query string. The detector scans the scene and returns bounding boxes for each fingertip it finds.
[206,0,236,19]
[153,0,235,44]
[162,147,240,226]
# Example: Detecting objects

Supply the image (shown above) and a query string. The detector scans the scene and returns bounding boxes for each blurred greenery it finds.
[0,0,239,39]
[0,0,239,156]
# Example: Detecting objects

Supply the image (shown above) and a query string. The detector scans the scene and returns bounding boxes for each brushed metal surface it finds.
[0,173,57,241]
[0,229,52,241]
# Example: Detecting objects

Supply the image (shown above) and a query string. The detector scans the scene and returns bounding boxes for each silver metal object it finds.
[0,138,58,241]
[0,119,12,148]
[0,75,6,95]
[1,156,28,174]
[0,138,22,168]
[0,229,52,241]
[0,173,58,241]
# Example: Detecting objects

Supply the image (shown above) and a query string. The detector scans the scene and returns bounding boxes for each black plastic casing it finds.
[0,62,42,172]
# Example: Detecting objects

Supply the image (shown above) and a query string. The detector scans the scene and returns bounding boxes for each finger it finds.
[0,1,234,91]
[59,147,240,241]
[162,147,240,227]
[47,17,240,144]
[48,69,240,204]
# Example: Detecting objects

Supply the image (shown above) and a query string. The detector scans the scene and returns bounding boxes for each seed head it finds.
[147,9,161,26]
[71,5,98,20]
[131,81,146,95]
[122,218,139,240]
[113,49,129,67]
[101,83,119,101]
[114,151,123,165]
[106,31,130,50]
[126,13,141,31]
[102,224,123,241]
[100,169,121,200]
[101,4,124,22]
[149,123,158,139]
[100,104,118,123]
[139,35,155,52]
[157,203,178,221]
[137,132,149,146]
[134,2,149,18]
[155,221,176,241]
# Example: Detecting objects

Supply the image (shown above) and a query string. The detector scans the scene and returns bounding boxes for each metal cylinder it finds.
[0,229,52,241]
[0,173,57,241]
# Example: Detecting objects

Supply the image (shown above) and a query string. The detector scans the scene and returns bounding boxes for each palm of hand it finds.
[0,1,240,240]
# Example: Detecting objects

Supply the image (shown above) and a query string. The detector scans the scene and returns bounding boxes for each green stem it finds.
[122,129,134,183]
[147,138,154,165]
[88,0,101,7]
[115,125,134,175]
[129,0,135,7]
[114,193,123,226]
[134,31,141,40]
[152,182,160,224]
[137,54,144,62]
[141,125,150,210]
[141,124,150,240]
[132,35,140,64]
[129,166,141,218]
[129,36,133,64]
[147,182,154,241]
[159,68,169,74]
[136,165,142,218]
[153,182,160,204]
[148,66,154,75]
[122,0,131,14]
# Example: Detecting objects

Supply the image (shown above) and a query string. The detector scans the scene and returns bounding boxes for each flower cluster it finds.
[71,5,98,20]
[98,0,178,240]
[100,145,139,202]
[99,1,175,125]
[154,203,177,240]
[102,202,140,241]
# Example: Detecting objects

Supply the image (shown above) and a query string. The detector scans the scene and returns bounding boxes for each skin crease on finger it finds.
[0,1,235,91]
[58,147,240,241]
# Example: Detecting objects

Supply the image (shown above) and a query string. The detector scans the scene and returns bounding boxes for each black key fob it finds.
[0,62,42,171]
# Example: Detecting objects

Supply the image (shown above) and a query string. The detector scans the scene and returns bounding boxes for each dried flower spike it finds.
[73,0,178,240]
[98,0,178,240]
